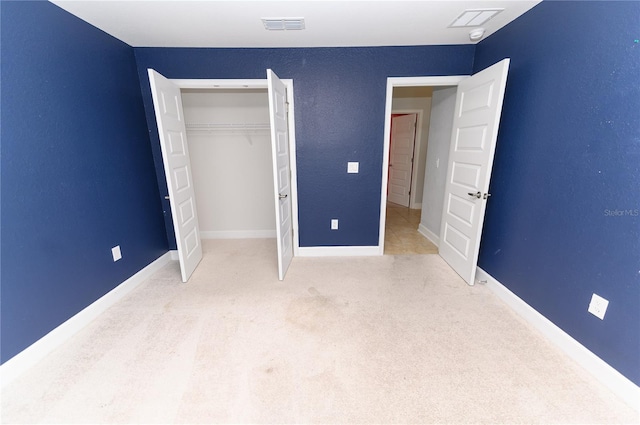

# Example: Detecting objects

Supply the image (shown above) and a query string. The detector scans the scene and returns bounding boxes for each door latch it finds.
[468,191,481,199]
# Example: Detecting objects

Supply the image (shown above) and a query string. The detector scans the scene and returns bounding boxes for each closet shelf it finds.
[186,123,270,132]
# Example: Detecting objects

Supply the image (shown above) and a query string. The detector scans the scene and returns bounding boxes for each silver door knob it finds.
[483,193,491,199]
[468,191,481,199]
[164,196,170,200]
[279,194,288,200]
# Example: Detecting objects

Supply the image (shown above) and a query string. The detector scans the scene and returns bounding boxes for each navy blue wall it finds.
[1,1,168,363]
[133,46,474,249]
[475,1,640,385]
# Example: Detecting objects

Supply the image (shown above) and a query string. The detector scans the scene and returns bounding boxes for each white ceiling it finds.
[50,0,541,48]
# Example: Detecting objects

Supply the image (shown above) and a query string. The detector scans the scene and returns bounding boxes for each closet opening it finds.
[181,88,276,241]
[149,71,298,282]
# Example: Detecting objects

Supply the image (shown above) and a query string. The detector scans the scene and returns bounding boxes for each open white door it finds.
[148,69,202,283]
[267,69,294,281]
[388,114,417,207]
[439,59,510,285]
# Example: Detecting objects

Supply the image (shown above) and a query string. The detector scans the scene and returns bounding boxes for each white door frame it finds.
[169,78,300,256]
[379,76,467,254]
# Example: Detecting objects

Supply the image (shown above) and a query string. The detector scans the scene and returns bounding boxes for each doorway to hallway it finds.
[379,60,510,284]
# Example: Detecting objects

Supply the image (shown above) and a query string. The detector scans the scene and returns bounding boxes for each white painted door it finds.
[388,114,417,207]
[148,69,203,283]
[267,69,293,281]
[439,59,510,285]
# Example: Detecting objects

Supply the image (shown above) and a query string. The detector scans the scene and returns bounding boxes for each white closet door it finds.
[439,59,510,285]
[148,69,202,283]
[267,69,293,281]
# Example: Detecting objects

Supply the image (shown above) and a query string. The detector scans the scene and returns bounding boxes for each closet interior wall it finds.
[181,88,276,239]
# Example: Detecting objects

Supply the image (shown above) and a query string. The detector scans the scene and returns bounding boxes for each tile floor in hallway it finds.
[384,202,438,255]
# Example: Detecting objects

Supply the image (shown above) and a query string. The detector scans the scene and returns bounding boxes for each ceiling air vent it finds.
[449,9,503,28]
[262,18,305,31]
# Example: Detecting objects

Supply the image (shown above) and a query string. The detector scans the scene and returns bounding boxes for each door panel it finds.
[439,59,510,285]
[388,114,417,207]
[267,69,293,281]
[148,69,202,283]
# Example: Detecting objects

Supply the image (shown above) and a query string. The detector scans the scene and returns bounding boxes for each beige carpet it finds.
[1,239,637,424]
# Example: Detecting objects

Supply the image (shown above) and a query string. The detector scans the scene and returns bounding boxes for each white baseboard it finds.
[476,267,640,411]
[410,202,423,210]
[297,246,381,257]
[200,230,276,239]
[418,223,440,247]
[0,251,173,389]
[170,249,179,261]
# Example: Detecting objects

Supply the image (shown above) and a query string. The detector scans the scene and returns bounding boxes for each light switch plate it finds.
[331,219,339,230]
[347,162,359,173]
[112,245,122,262]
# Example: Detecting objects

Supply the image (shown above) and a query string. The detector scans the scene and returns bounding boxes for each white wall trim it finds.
[0,252,174,389]
[379,75,468,252]
[170,250,179,261]
[418,223,440,247]
[297,246,381,257]
[476,267,640,411]
[200,230,276,239]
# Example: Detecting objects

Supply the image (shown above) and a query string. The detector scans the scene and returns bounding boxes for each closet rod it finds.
[186,122,270,131]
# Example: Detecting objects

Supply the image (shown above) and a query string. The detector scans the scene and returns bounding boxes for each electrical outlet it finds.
[111,245,122,262]
[347,162,359,173]
[331,219,339,230]
[588,293,608,320]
